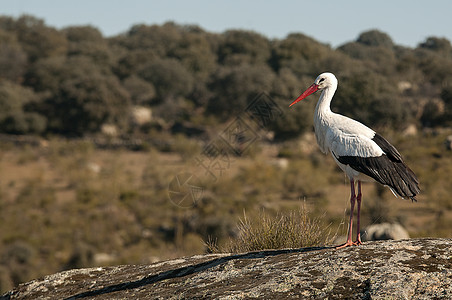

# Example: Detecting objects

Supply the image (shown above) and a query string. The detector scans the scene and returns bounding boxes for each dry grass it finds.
[214,205,335,253]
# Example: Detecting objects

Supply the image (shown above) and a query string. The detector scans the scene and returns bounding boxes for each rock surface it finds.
[2,238,452,299]
[361,222,410,241]
[445,135,452,151]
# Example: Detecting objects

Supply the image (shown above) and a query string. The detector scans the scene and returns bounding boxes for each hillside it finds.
[1,129,452,293]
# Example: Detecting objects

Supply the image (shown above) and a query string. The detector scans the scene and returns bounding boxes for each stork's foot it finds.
[354,233,363,246]
[335,240,362,249]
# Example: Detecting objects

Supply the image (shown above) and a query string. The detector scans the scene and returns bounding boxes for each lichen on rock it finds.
[2,238,452,299]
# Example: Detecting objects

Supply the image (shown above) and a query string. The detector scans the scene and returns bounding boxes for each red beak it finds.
[289,83,319,107]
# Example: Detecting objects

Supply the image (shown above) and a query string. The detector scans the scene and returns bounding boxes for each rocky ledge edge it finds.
[2,238,452,299]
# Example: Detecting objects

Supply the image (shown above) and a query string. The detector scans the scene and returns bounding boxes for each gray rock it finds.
[445,135,452,151]
[361,222,410,242]
[2,238,452,299]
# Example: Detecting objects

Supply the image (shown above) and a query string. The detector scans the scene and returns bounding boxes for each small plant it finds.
[204,236,220,253]
[210,205,334,253]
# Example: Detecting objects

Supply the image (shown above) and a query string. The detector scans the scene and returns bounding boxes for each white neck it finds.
[313,83,337,154]
[315,83,337,116]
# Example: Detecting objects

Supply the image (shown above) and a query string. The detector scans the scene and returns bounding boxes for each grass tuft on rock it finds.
[207,205,334,253]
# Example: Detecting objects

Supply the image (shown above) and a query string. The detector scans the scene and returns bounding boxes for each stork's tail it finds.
[386,161,420,202]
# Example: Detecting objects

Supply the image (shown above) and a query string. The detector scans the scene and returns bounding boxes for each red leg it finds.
[355,180,363,245]
[336,179,356,249]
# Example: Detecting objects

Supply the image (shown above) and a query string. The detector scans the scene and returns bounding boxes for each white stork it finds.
[290,72,420,249]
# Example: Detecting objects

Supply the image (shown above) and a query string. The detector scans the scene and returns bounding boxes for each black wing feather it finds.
[372,133,403,161]
[335,133,420,201]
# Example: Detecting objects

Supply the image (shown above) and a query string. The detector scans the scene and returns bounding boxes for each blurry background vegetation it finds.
[1,15,452,292]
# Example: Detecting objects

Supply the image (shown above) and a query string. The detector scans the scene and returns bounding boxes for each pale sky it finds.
[1,0,451,48]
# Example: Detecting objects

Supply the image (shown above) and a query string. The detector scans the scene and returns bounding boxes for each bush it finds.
[270,97,314,140]
[1,241,36,286]
[224,206,333,253]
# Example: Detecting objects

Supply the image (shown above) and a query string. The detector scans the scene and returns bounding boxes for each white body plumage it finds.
[290,72,419,201]
[289,72,420,248]
[312,73,382,181]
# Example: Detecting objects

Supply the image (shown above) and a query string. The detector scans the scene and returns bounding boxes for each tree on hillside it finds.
[356,30,394,48]
[64,26,113,68]
[440,85,452,126]
[1,14,452,137]
[333,72,409,128]
[0,81,46,134]
[113,49,159,80]
[26,56,131,135]
[338,30,397,75]
[207,64,276,119]
[122,75,156,105]
[0,29,28,82]
[419,36,452,56]
[12,15,68,62]
[218,30,271,66]
[118,22,182,55]
[415,47,452,85]
[165,26,218,80]
[138,58,194,104]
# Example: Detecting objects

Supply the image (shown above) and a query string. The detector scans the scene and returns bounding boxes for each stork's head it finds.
[289,72,337,107]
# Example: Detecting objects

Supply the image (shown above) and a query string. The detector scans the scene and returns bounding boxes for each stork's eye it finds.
[319,78,325,83]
